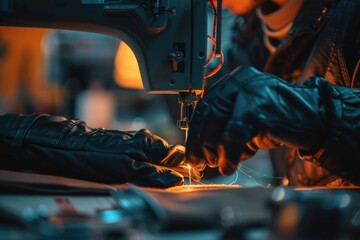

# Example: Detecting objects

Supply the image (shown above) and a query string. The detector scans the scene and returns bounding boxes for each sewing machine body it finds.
[0,0,207,93]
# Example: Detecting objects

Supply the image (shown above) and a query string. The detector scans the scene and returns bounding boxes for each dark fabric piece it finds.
[0,113,185,188]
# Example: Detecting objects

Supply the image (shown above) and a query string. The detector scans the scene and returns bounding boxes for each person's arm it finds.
[186,66,360,185]
[0,113,187,188]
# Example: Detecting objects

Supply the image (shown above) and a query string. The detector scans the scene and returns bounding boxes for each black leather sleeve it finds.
[0,113,184,188]
[298,85,360,185]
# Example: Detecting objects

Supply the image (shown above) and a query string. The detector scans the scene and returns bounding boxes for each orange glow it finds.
[213,0,264,15]
[187,164,192,185]
[0,27,63,113]
[213,0,289,15]
[113,42,143,90]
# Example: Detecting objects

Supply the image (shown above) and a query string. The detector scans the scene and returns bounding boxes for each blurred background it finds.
[0,8,275,186]
[0,26,183,144]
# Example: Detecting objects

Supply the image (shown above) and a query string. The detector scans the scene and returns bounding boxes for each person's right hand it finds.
[0,114,188,188]
[185,66,337,176]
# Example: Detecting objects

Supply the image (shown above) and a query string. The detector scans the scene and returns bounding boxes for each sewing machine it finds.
[0,0,217,135]
[3,1,360,239]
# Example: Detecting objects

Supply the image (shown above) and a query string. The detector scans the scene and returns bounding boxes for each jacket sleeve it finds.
[298,84,360,185]
[0,113,185,187]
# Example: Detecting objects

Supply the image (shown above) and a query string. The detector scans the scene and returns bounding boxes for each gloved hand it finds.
[186,66,338,176]
[0,113,187,188]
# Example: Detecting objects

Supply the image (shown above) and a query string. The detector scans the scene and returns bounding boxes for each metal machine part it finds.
[0,0,209,132]
[177,92,198,140]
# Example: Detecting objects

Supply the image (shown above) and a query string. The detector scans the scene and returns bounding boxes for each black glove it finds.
[0,113,186,188]
[186,66,360,185]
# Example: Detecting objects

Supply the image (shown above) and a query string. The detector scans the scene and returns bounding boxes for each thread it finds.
[236,163,282,188]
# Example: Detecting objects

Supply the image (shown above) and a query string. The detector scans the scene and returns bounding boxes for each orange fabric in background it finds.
[0,27,62,113]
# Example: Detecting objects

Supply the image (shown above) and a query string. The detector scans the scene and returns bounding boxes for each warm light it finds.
[113,42,143,89]
[275,202,299,238]
[0,27,63,112]
[187,164,192,186]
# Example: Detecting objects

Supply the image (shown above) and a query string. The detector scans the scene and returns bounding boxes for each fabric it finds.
[0,113,190,188]
[256,0,304,52]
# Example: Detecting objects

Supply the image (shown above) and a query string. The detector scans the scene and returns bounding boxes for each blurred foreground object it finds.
[1,173,360,239]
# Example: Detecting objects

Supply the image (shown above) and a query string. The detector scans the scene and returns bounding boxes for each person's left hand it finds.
[185,66,332,175]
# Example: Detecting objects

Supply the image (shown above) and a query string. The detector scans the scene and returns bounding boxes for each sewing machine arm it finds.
[0,0,207,93]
